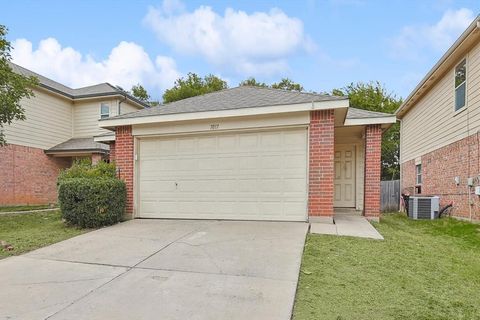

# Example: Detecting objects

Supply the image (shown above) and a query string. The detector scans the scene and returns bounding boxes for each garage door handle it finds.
[175,182,178,189]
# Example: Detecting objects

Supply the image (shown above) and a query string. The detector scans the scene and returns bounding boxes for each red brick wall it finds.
[0,144,71,205]
[309,110,335,217]
[91,153,102,165]
[401,132,480,221]
[364,124,382,219]
[109,142,116,162]
[115,126,134,217]
[401,159,416,196]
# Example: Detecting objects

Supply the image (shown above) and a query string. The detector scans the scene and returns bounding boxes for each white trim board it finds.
[99,100,349,128]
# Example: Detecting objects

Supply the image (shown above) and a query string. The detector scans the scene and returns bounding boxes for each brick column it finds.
[109,142,116,162]
[91,153,102,165]
[364,124,382,221]
[309,110,335,222]
[115,126,134,218]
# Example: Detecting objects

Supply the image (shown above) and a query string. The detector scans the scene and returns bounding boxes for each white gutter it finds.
[343,116,397,126]
[94,134,115,142]
[99,99,349,128]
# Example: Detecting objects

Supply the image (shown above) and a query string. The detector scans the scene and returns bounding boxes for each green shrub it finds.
[58,178,126,228]
[58,158,116,182]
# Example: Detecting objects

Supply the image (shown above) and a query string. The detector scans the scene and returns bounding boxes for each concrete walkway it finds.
[0,219,308,320]
[310,214,384,240]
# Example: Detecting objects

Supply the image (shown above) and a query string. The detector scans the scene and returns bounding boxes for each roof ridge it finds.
[242,85,347,100]
[8,61,75,92]
[9,62,149,108]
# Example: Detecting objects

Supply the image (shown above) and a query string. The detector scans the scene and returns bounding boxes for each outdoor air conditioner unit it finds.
[408,196,440,220]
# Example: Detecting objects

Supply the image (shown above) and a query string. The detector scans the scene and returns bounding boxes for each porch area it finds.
[310,208,384,240]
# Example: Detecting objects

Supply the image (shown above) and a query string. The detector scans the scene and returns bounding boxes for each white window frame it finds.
[416,164,422,185]
[100,103,110,119]
[454,58,467,112]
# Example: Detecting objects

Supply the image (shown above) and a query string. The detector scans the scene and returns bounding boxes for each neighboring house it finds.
[396,16,480,221]
[100,86,396,222]
[0,62,148,206]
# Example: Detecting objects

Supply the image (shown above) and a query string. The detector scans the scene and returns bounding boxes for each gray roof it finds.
[9,62,149,107]
[46,138,109,154]
[106,86,348,120]
[346,107,394,119]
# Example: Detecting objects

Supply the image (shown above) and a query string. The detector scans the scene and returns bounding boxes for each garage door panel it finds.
[138,128,307,221]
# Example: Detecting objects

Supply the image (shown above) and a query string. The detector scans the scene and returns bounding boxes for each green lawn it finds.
[293,213,480,320]
[0,210,87,259]
[0,204,56,212]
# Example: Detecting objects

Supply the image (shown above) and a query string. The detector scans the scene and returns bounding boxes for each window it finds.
[100,103,110,119]
[416,164,422,185]
[455,59,466,111]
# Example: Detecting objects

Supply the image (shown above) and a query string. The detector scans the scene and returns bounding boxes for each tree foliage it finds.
[239,77,268,88]
[131,84,150,102]
[163,73,228,103]
[240,77,303,92]
[271,78,304,92]
[0,25,39,145]
[333,81,401,180]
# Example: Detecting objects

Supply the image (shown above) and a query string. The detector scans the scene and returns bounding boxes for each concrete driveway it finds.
[0,219,308,320]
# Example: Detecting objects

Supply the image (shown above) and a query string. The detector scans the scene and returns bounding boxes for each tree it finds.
[131,84,150,102]
[333,81,401,180]
[0,25,38,146]
[239,77,267,88]
[163,73,228,103]
[239,77,303,92]
[271,78,303,92]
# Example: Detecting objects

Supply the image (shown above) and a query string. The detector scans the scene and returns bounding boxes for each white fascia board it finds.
[93,134,115,142]
[343,116,397,126]
[99,99,349,128]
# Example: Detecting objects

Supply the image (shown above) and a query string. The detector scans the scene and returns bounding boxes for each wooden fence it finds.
[381,180,400,212]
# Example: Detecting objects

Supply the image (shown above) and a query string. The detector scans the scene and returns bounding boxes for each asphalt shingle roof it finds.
[46,138,109,153]
[9,62,149,107]
[346,107,394,119]
[107,86,348,120]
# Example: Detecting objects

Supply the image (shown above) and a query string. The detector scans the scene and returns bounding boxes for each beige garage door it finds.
[137,128,308,221]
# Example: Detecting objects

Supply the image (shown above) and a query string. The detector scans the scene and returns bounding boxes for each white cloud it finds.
[390,8,475,60]
[143,1,312,76]
[11,38,180,95]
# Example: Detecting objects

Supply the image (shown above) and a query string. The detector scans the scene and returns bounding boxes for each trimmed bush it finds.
[58,158,116,183]
[58,178,126,228]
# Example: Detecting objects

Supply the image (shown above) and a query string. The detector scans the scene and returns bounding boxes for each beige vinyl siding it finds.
[121,100,142,114]
[401,41,480,163]
[3,89,73,149]
[73,100,115,137]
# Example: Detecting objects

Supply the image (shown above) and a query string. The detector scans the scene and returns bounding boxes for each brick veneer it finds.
[401,132,480,221]
[0,144,70,205]
[109,142,116,161]
[364,124,382,220]
[309,110,335,218]
[114,126,134,217]
[91,153,103,165]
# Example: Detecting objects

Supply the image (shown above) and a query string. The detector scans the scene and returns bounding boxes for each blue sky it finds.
[1,0,479,100]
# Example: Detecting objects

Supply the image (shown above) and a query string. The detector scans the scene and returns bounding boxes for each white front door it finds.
[137,128,308,221]
[334,145,356,207]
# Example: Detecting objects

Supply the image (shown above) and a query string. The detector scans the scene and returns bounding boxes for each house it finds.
[99,86,396,222]
[396,16,480,221]
[0,62,148,206]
